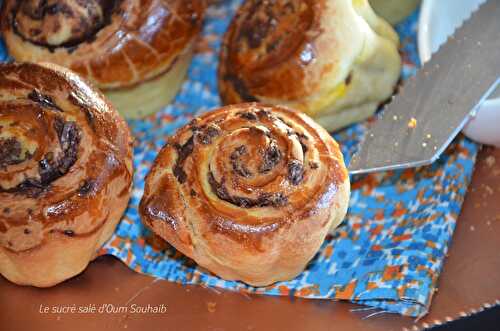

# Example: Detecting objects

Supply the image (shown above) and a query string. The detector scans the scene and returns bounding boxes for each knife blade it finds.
[349,0,500,175]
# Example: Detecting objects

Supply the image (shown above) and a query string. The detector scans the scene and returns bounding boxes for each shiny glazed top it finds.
[0,62,133,252]
[0,0,206,89]
[140,103,348,246]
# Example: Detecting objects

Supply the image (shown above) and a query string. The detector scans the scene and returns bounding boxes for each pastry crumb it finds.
[408,118,417,129]
[485,155,496,168]
[207,302,217,313]
[484,185,494,196]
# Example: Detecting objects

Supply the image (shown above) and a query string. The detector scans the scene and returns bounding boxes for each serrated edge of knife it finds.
[384,0,490,107]
[426,0,487,60]
[349,0,493,174]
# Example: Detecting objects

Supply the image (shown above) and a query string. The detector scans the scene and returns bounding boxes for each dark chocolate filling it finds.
[287,159,304,185]
[195,124,221,145]
[259,140,281,173]
[208,172,288,208]
[223,73,258,102]
[309,161,319,169]
[78,179,95,197]
[278,116,309,155]
[239,3,276,49]
[28,89,62,111]
[230,145,252,178]
[173,136,194,184]
[0,117,81,197]
[237,111,258,121]
[297,132,309,154]
[10,0,121,52]
[0,137,24,168]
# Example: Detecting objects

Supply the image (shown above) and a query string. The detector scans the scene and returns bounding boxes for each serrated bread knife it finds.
[349,0,500,175]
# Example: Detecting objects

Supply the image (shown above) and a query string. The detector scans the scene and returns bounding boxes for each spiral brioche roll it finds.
[219,0,401,132]
[140,103,350,286]
[0,0,206,118]
[0,62,133,287]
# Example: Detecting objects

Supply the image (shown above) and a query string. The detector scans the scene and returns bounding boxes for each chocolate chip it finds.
[64,230,75,237]
[24,228,31,235]
[3,208,10,214]
[1,117,80,198]
[196,124,221,145]
[232,196,253,208]
[173,136,194,184]
[208,172,288,208]
[231,145,252,177]
[38,120,80,184]
[28,90,62,111]
[0,137,23,168]
[173,165,188,184]
[13,0,121,52]
[190,189,197,197]
[1,178,45,198]
[257,109,272,118]
[78,180,95,196]
[231,145,247,159]
[310,162,319,169]
[288,160,304,185]
[237,111,258,121]
[206,125,220,138]
[257,192,288,207]
[260,141,281,173]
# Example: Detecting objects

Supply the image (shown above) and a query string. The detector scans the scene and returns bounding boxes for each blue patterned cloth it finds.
[0,3,478,317]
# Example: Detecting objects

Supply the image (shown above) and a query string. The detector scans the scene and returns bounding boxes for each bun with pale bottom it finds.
[140,103,350,286]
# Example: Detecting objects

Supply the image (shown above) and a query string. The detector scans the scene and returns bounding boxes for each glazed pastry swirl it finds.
[11,0,112,49]
[219,0,402,132]
[140,103,350,286]
[1,0,205,89]
[0,62,132,258]
[220,0,320,101]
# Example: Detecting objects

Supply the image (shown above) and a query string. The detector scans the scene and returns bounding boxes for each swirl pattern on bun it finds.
[219,0,401,132]
[1,0,206,118]
[0,62,133,287]
[140,103,350,286]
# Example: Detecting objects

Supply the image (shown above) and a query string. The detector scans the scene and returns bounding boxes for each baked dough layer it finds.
[1,0,205,118]
[140,103,350,286]
[0,62,133,287]
[219,0,401,132]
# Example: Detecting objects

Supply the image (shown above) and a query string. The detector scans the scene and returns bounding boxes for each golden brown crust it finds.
[0,62,133,287]
[0,0,205,90]
[219,0,322,102]
[139,103,350,286]
[218,0,402,132]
